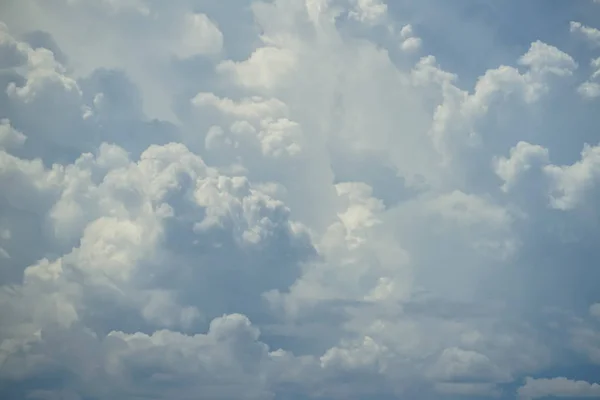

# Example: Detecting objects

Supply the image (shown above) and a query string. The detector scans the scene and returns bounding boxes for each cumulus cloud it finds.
[579,80,600,98]
[348,0,388,25]
[571,21,600,47]
[2,1,600,399]
[578,57,600,99]
[518,377,600,399]
[174,13,223,58]
[399,24,422,53]
[0,119,26,149]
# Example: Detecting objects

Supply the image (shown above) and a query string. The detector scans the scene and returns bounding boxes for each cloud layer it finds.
[1,1,600,399]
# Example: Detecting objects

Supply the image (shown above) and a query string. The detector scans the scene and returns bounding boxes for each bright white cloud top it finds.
[1,1,600,399]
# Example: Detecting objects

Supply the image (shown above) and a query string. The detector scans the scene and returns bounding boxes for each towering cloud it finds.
[1,1,600,399]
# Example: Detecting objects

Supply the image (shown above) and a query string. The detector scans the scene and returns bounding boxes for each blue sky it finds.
[1,0,600,399]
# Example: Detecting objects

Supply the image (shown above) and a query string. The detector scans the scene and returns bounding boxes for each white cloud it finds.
[398,24,422,52]
[518,40,578,77]
[2,2,600,399]
[401,36,422,52]
[494,140,600,211]
[518,377,600,399]
[174,13,223,58]
[0,119,26,149]
[545,144,600,210]
[578,57,600,98]
[399,24,414,40]
[103,314,278,399]
[348,0,388,25]
[217,46,297,91]
[191,92,289,120]
[494,141,550,193]
[571,21,600,47]
[427,347,511,383]
[320,335,388,373]
[425,40,576,173]
[578,81,600,98]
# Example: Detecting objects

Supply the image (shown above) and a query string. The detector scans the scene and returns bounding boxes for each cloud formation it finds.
[1,0,600,399]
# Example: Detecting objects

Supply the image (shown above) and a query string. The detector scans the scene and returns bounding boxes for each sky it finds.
[1,0,600,399]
